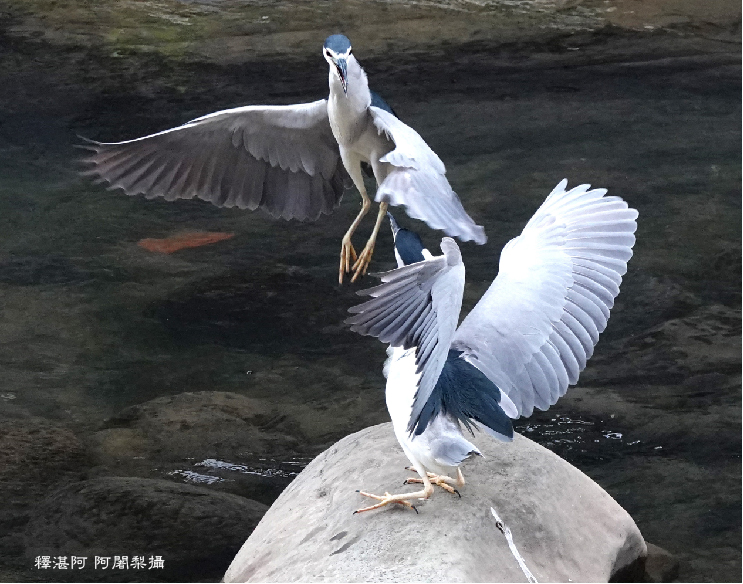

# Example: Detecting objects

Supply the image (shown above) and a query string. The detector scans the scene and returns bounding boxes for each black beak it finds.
[335,58,348,94]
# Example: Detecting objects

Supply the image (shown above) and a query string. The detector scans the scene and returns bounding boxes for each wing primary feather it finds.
[377,294,429,343]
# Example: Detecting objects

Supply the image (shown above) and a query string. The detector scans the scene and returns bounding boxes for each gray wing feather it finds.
[80,100,350,222]
[346,238,466,433]
[429,417,482,467]
[452,180,638,418]
[369,106,486,245]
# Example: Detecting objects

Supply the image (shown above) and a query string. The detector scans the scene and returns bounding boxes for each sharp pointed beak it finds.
[335,58,348,94]
[387,211,400,237]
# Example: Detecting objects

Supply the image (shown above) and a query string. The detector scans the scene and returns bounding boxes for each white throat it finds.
[327,54,371,146]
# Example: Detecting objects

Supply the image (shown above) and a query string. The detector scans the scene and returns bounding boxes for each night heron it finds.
[80,34,486,283]
[346,180,638,512]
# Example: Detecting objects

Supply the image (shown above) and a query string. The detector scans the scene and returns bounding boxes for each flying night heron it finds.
[80,34,486,283]
[346,180,638,512]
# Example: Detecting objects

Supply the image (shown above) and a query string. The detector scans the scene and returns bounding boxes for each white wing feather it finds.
[452,180,638,417]
[369,107,487,245]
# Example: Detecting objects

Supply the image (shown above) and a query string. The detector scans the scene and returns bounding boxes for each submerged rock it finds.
[24,477,267,582]
[644,542,680,583]
[0,418,87,484]
[224,423,646,583]
[0,418,91,572]
[93,391,303,463]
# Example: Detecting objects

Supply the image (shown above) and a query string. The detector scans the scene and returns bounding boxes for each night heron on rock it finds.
[80,34,486,283]
[346,180,638,512]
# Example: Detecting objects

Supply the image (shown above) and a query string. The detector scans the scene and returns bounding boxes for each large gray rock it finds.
[224,423,646,583]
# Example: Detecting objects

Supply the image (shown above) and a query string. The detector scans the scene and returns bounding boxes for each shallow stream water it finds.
[0,1,740,582]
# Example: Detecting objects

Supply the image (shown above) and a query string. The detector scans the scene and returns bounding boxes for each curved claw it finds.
[350,243,374,283]
[354,489,422,514]
[339,239,358,284]
[406,474,461,496]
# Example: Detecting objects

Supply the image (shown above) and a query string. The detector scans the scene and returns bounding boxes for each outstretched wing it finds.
[369,106,487,245]
[346,238,465,433]
[452,180,638,418]
[80,100,351,222]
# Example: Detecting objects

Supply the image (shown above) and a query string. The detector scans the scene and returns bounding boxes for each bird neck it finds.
[328,55,371,145]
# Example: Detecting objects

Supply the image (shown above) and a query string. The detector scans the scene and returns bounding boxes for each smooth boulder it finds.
[224,423,646,582]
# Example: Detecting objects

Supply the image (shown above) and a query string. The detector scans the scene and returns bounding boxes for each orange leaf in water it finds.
[138,232,235,254]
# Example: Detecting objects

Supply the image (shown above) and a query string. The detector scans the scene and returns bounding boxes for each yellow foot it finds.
[339,238,358,284]
[404,469,462,497]
[354,490,419,514]
[350,242,374,283]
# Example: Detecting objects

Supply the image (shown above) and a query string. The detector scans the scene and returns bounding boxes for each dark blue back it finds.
[395,229,425,265]
[413,350,514,439]
[370,90,398,118]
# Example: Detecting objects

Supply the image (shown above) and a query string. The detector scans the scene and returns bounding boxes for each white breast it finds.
[384,346,473,476]
[384,346,418,436]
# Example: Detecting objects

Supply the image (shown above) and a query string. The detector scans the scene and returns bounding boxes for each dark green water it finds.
[0,5,740,582]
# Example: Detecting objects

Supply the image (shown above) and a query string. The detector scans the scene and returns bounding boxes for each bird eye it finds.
[325,49,331,58]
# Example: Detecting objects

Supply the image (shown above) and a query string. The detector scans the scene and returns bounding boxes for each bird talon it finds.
[351,246,374,282]
[355,489,421,514]
[339,239,358,283]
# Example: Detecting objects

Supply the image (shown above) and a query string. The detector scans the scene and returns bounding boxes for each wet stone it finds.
[24,477,268,582]
[0,418,88,484]
[0,418,92,575]
[644,542,681,583]
[93,391,305,463]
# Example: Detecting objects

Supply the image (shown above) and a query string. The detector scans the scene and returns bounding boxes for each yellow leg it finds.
[339,189,371,284]
[354,473,434,514]
[350,202,388,283]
